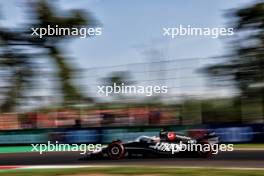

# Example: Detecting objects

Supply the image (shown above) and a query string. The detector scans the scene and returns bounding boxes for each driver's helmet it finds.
[159,130,176,141]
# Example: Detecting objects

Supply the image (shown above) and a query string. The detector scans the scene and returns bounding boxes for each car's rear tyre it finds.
[107,141,125,159]
[197,141,213,158]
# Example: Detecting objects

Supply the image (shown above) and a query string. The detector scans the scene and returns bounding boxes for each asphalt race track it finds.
[0,150,263,168]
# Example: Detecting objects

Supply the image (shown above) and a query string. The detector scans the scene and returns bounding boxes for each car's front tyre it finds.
[107,141,125,159]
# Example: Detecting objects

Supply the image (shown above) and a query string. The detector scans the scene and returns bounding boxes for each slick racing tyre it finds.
[107,141,125,159]
[197,141,213,158]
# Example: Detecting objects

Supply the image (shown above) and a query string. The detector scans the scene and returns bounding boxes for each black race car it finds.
[85,130,219,160]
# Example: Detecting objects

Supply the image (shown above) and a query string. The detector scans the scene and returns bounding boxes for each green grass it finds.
[0,167,263,176]
[0,145,107,154]
[0,146,32,153]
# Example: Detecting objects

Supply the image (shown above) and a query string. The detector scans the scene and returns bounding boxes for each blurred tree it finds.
[205,3,264,95]
[104,71,132,87]
[0,0,95,112]
[102,71,133,99]
[28,0,95,105]
[203,2,264,121]
[0,29,34,112]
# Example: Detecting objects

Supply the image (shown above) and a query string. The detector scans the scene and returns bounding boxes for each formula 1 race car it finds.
[85,130,219,160]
